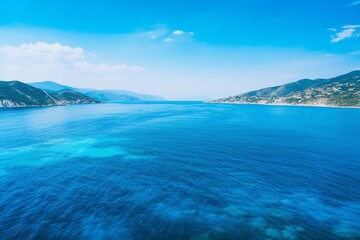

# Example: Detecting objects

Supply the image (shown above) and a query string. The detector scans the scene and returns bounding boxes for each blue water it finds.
[0,102,359,240]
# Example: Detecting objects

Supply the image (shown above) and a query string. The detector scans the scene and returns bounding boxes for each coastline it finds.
[208,101,360,109]
[0,102,102,109]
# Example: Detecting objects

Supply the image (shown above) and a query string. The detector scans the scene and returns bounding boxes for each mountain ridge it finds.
[29,81,164,102]
[0,81,100,108]
[211,70,360,107]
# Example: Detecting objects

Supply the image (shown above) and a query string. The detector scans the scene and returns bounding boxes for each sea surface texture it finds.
[0,102,359,240]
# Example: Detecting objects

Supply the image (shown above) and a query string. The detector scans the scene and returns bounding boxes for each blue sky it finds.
[0,0,360,99]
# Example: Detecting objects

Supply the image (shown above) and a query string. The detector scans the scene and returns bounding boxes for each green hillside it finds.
[0,81,100,108]
[212,71,360,107]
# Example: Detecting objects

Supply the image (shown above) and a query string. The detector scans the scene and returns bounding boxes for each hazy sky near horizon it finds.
[1,0,360,99]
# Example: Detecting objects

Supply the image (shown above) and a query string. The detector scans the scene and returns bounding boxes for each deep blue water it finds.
[0,102,359,240]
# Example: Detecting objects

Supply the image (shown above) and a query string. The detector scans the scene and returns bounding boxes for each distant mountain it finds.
[81,89,164,102]
[211,71,360,107]
[51,89,101,105]
[0,81,100,108]
[29,81,164,102]
[82,90,140,102]
[29,81,76,92]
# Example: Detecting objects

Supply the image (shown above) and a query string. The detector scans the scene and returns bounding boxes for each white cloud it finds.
[343,24,360,29]
[135,27,194,43]
[331,29,356,43]
[164,38,175,42]
[164,30,195,42]
[173,30,185,35]
[329,25,360,43]
[139,26,169,40]
[350,0,360,6]
[0,42,143,72]
[172,30,194,36]
[0,42,144,84]
[75,61,144,73]
[1,42,84,63]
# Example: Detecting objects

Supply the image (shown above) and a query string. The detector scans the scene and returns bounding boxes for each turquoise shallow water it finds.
[0,102,359,239]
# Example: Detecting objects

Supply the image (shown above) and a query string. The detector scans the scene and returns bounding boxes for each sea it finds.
[0,102,359,240]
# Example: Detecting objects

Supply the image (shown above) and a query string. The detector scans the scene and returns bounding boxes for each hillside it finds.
[29,81,164,102]
[0,81,100,108]
[29,81,76,92]
[51,89,101,105]
[211,71,360,107]
[83,90,140,101]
